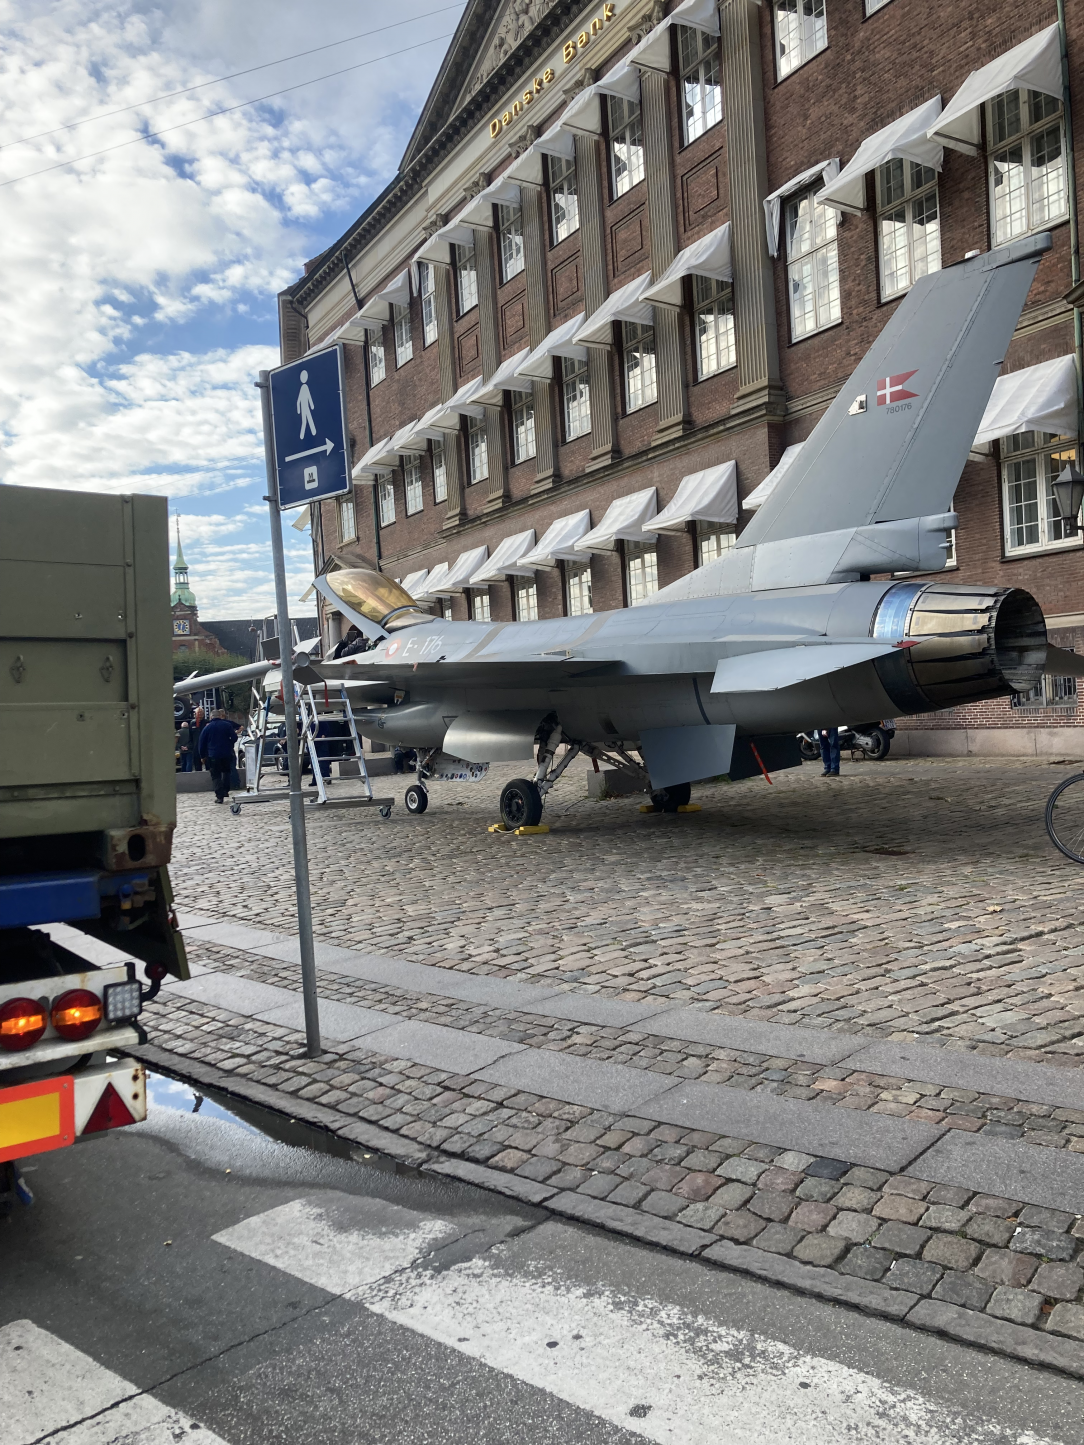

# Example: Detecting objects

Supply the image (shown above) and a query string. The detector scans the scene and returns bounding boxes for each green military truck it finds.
[0,485,186,1201]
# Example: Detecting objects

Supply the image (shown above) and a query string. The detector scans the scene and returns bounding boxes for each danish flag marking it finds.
[877,370,918,406]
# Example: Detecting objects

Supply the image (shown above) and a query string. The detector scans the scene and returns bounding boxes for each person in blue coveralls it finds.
[199,709,239,803]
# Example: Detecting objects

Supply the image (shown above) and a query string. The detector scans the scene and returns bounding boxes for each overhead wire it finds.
[0,4,466,152]
[0,32,456,189]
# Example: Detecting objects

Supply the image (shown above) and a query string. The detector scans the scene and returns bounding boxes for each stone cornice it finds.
[291,0,593,311]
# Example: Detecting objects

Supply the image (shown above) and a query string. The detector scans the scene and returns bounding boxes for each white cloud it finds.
[0,0,458,614]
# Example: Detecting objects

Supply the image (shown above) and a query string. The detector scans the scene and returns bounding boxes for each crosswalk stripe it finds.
[1,1319,229,1445]
[214,1195,1063,1445]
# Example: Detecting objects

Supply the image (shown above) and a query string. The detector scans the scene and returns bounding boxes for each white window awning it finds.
[576,487,658,553]
[514,314,587,381]
[458,176,522,229]
[974,355,1078,446]
[642,223,732,309]
[413,561,452,601]
[444,545,489,593]
[400,569,429,598]
[504,119,576,188]
[427,374,487,430]
[468,529,538,586]
[742,444,804,511]
[929,24,1062,156]
[313,313,380,350]
[352,435,396,482]
[817,98,944,215]
[575,273,654,347]
[356,268,411,326]
[561,61,641,136]
[475,348,532,405]
[412,220,477,272]
[625,0,720,72]
[398,404,455,448]
[653,462,738,532]
[517,510,593,568]
[764,160,840,258]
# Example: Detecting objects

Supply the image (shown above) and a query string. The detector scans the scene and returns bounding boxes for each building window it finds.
[697,522,735,566]
[694,275,736,378]
[774,0,827,79]
[471,591,491,622]
[563,355,591,440]
[625,541,658,606]
[455,241,478,314]
[514,576,539,620]
[877,160,941,300]
[565,561,593,615]
[1002,431,1081,555]
[418,262,438,346]
[337,495,356,543]
[623,322,657,412]
[512,391,536,463]
[549,154,579,244]
[404,455,423,515]
[609,93,644,198]
[377,477,395,526]
[432,438,448,503]
[498,204,524,282]
[989,89,1069,246]
[864,0,892,12]
[786,188,840,340]
[1011,665,1077,709]
[468,414,489,483]
[441,598,454,620]
[369,331,385,385]
[393,303,412,366]
[679,26,721,144]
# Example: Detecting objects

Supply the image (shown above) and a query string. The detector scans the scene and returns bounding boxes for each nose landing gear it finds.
[404,782,429,814]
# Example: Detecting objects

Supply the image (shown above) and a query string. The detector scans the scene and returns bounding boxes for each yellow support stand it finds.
[513,824,550,836]
[488,822,509,833]
[677,803,702,812]
[638,804,658,813]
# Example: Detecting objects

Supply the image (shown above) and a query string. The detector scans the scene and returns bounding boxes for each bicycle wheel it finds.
[1046,772,1084,862]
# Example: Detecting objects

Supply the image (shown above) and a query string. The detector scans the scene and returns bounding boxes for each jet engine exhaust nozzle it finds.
[871,580,1047,714]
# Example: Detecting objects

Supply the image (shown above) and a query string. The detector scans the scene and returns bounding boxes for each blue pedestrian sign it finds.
[268,345,352,510]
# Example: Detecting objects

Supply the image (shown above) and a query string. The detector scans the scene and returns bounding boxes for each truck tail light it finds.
[81,1081,136,1135]
[0,998,48,1052]
[51,989,103,1042]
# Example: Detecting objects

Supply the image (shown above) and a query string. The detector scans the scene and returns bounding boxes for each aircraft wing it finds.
[1047,645,1084,677]
[739,234,1052,549]
[313,657,622,688]
[711,641,896,693]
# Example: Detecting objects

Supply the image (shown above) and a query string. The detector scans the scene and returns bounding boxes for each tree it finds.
[172,652,252,714]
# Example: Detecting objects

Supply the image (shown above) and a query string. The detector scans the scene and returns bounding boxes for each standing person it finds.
[177,720,193,771]
[818,726,841,778]
[199,709,239,804]
[191,705,205,770]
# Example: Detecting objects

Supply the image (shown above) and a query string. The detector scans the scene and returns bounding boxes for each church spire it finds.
[171,518,196,608]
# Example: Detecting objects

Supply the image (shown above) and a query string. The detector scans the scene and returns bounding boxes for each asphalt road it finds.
[3,1079,1083,1445]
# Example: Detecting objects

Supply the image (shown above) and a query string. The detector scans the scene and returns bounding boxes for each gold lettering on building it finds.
[490,5,617,140]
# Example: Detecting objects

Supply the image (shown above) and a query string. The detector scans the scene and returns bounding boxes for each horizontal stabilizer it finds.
[1045,645,1084,678]
[711,642,895,693]
[739,234,1052,549]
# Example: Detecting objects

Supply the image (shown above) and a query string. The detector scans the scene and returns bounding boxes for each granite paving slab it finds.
[842,1040,1084,1113]
[906,1130,1084,1213]
[169,973,294,1017]
[255,998,395,1042]
[358,1017,525,1073]
[646,1008,862,1065]
[475,1049,675,1115]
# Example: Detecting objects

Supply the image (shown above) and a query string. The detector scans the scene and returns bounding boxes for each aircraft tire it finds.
[652,783,691,813]
[798,735,820,762]
[863,727,892,760]
[500,778,543,829]
[405,783,429,814]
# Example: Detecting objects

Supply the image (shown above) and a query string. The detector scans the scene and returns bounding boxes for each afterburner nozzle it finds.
[326,569,432,630]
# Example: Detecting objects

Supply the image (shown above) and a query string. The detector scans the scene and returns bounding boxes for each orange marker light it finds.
[51,989,103,1042]
[0,997,48,1051]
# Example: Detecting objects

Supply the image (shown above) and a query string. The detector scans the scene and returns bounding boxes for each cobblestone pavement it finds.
[151,753,1084,1375]
[173,755,1084,1058]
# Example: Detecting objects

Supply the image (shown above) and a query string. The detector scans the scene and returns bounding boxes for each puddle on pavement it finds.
[140,1067,415,1188]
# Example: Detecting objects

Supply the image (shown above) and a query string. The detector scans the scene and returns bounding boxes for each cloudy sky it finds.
[0,0,464,617]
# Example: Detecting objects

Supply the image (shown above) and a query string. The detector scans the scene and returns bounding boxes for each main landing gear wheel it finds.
[500,777,544,830]
[1046,772,1084,862]
[799,735,820,762]
[650,783,691,813]
[862,727,892,761]
[404,783,429,814]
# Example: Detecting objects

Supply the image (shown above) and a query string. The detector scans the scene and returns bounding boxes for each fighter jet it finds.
[208,233,1084,830]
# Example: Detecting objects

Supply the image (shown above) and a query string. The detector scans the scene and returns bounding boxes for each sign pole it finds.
[256,369,322,1059]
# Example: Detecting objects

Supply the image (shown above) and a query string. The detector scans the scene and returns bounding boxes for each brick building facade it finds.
[281,0,1084,755]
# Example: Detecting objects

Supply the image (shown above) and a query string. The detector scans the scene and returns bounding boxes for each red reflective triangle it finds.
[82,1081,135,1135]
